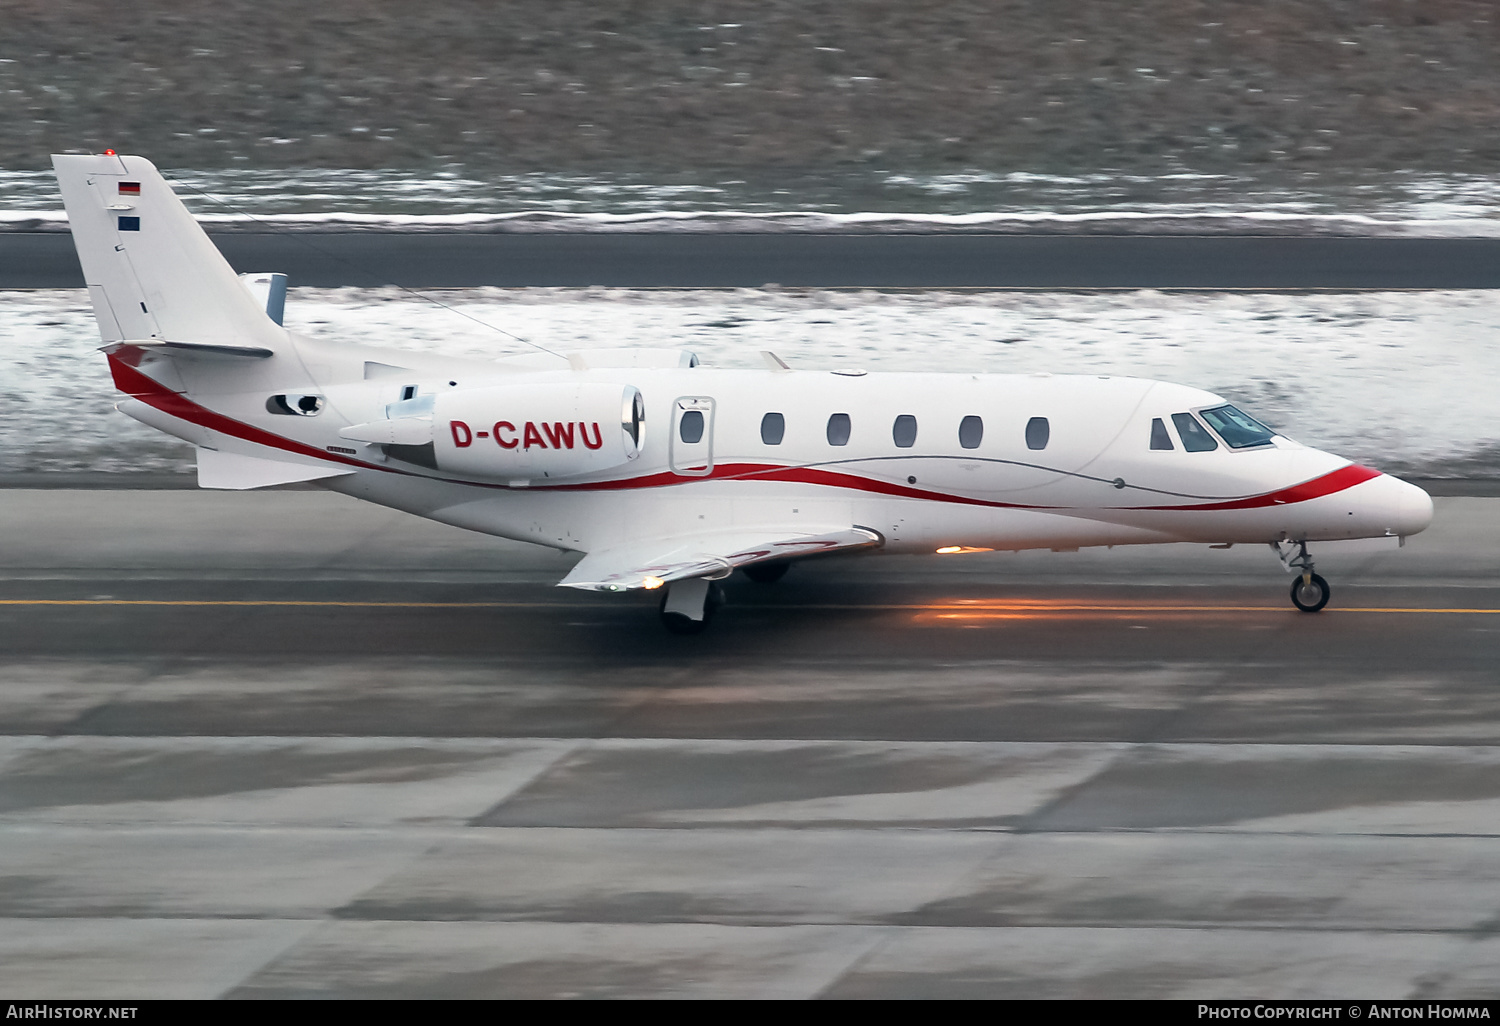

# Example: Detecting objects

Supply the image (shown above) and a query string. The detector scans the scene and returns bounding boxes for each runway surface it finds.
[7,231,1500,289]
[1,489,1498,998]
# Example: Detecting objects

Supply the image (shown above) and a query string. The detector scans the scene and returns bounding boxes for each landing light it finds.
[643,576,665,590]
[936,546,995,554]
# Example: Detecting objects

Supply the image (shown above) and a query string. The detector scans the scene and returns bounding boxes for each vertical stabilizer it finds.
[52,153,285,351]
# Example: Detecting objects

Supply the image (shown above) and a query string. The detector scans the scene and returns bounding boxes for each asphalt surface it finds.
[7,231,1500,289]
[2,489,1499,998]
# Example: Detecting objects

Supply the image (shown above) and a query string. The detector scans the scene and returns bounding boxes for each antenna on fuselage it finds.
[159,172,566,361]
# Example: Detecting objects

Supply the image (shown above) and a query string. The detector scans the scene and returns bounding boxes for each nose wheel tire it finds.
[1290,573,1331,613]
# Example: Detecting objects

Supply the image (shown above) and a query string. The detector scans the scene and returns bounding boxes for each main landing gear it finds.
[742,561,790,584]
[1275,540,1331,613]
[658,577,726,635]
[658,562,789,633]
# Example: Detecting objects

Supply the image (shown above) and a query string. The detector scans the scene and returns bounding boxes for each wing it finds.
[196,447,355,490]
[558,526,884,591]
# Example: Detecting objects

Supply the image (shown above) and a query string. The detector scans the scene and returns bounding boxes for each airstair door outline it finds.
[670,396,715,476]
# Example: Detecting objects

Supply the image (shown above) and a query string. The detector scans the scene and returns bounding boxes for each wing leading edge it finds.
[559,526,884,591]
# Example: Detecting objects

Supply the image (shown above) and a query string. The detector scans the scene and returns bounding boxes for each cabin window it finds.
[1150,418,1175,450]
[761,412,785,445]
[892,415,918,448]
[1199,404,1276,448]
[1025,416,1049,450]
[827,413,851,446]
[1172,412,1218,452]
[959,415,983,449]
[679,409,705,444]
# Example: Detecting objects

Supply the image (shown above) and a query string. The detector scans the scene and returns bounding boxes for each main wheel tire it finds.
[742,561,789,584]
[660,610,710,635]
[1290,572,1331,613]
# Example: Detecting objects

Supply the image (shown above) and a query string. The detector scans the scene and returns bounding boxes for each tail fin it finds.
[52,153,284,352]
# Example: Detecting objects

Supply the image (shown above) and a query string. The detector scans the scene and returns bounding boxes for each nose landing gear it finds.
[1274,540,1331,613]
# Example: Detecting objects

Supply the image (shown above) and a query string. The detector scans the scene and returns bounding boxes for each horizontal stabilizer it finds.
[127,340,273,359]
[197,447,354,490]
[559,525,883,591]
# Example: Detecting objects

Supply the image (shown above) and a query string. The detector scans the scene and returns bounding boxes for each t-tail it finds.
[52,153,286,355]
[53,153,342,490]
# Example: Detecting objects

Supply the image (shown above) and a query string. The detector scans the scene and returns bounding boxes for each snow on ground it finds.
[5,287,1499,477]
[5,168,1500,235]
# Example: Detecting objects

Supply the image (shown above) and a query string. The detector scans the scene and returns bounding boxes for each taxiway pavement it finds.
[1,490,1498,997]
[8,232,1500,289]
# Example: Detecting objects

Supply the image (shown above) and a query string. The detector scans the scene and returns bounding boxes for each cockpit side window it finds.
[1172,412,1218,452]
[1150,417,1174,450]
[1199,404,1277,448]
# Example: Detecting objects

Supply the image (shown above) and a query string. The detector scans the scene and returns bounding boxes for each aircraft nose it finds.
[1383,473,1434,537]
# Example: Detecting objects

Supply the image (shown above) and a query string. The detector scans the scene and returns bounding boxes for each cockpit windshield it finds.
[1199,404,1277,448]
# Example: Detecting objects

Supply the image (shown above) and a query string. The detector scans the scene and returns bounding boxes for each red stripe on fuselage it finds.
[536,462,1054,509]
[107,348,371,471]
[105,349,1383,513]
[1123,463,1382,511]
[538,460,1382,514]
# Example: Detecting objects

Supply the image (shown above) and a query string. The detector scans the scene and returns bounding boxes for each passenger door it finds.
[670,396,715,476]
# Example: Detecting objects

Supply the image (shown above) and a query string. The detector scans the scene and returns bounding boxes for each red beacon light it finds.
[104,149,116,155]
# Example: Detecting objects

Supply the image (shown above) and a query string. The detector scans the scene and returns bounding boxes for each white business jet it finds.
[52,153,1433,632]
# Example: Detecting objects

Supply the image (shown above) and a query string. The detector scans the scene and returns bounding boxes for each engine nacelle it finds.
[434,382,644,481]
